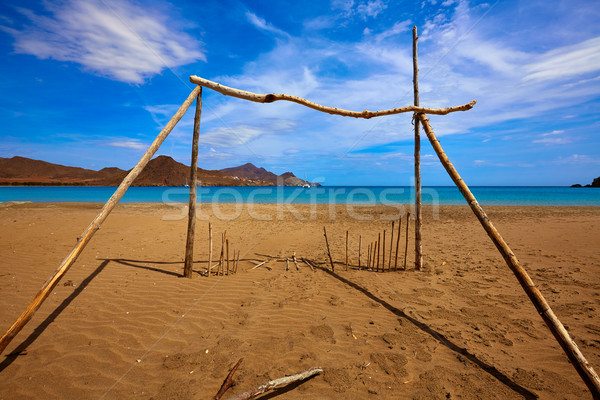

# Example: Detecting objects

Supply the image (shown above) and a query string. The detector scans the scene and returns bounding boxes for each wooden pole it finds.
[376,233,381,272]
[225,367,323,400]
[184,88,203,278]
[394,216,402,271]
[413,25,422,272]
[372,242,376,270]
[226,239,230,275]
[404,213,410,270]
[345,230,349,271]
[382,230,386,272]
[0,86,201,355]
[358,235,362,269]
[388,221,394,271]
[286,258,290,271]
[366,243,371,270]
[293,252,300,271]
[417,112,600,397]
[219,233,224,276]
[323,227,335,272]
[208,222,213,277]
[189,75,475,118]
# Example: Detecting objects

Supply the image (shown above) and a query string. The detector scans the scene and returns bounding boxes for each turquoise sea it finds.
[0,186,598,206]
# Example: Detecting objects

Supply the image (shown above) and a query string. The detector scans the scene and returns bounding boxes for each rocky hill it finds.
[0,156,316,187]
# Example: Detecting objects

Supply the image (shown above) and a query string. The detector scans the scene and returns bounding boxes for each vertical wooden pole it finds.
[376,233,381,272]
[226,239,230,275]
[345,230,349,271]
[372,242,377,270]
[366,243,371,270]
[235,250,240,273]
[417,113,600,396]
[404,212,410,270]
[323,226,335,272]
[0,86,201,355]
[358,235,362,269]
[219,232,224,276]
[184,88,203,278]
[382,230,386,272]
[413,25,423,271]
[208,222,212,277]
[394,216,402,271]
[388,221,394,271]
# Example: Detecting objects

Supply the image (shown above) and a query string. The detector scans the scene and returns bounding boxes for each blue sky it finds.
[0,0,599,186]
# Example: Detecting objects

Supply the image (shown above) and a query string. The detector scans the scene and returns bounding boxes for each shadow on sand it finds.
[316,265,538,399]
[1,259,109,373]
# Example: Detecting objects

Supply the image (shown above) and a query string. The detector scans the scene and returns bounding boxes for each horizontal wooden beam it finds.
[189,75,476,119]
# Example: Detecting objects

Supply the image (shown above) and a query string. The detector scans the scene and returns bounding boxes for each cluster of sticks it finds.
[204,222,241,277]
[249,252,317,272]
[323,213,411,272]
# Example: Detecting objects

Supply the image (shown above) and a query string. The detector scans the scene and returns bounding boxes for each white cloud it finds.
[356,0,388,19]
[524,37,600,82]
[200,119,296,147]
[104,139,146,150]
[2,0,205,83]
[532,137,572,145]
[245,11,289,37]
[332,0,388,20]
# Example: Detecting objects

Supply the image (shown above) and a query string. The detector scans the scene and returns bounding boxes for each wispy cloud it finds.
[245,11,289,37]
[524,37,600,82]
[104,139,146,150]
[2,0,205,83]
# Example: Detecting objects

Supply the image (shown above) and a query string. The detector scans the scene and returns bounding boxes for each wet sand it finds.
[0,202,599,399]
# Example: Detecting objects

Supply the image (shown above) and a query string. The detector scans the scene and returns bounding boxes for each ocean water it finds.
[0,186,599,206]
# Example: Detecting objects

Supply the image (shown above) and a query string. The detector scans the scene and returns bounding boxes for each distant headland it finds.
[571,177,600,188]
[0,156,319,187]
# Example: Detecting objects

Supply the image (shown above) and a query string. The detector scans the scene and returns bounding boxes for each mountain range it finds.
[0,156,318,187]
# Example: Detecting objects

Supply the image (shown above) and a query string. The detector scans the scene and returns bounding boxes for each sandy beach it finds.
[1,202,599,399]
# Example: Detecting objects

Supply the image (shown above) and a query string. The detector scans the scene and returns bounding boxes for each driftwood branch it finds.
[417,112,600,397]
[189,75,475,119]
[214,358,244,400]
[0,86,201,355]
[249,261,268,270]
[225,367,323,400]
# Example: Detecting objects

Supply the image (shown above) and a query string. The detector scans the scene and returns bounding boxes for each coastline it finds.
[1,203,599,398]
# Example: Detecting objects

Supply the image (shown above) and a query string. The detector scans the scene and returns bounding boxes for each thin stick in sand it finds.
[214,357,243,400]
[376,234,381,272]
[226,239,230,275]
[224,367,323,400]
[0,85,201,355]
[388,221,394,271]
[249,261,268,270]
[219,233,224,276]
[286,258,290,271]
[184,89,202,278]
[404,213,410,270]
[235,250,240,273]
[345,230,349,271]
[394,216,402,271]
[293,252,300,271]
[358,235,362,269]
[208,222,213,277]
[382,230,386,272]
[323,226,335,272]
[371,241,376,270]
[301,258,315,272]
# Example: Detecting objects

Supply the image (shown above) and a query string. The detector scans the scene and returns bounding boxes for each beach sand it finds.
[0,202,599,399]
